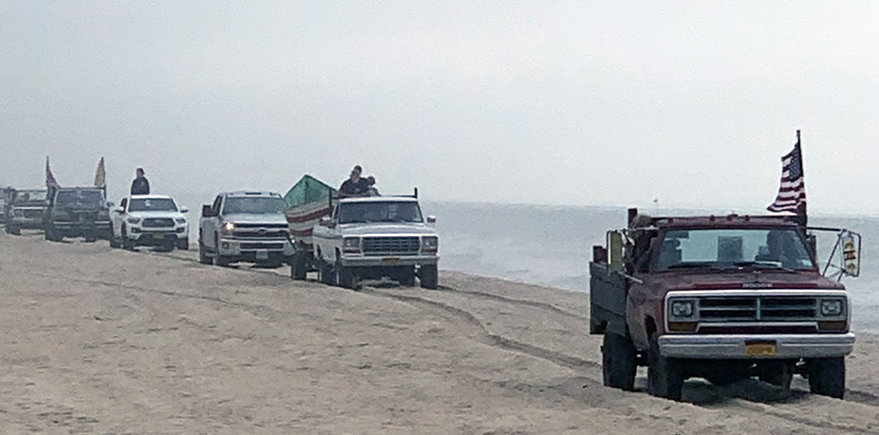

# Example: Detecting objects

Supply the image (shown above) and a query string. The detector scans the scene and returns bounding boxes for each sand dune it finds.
[1,231,878,433]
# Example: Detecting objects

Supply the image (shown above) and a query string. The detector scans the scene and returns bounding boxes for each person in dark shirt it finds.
[130,168,150,195]
[339,165,369,197]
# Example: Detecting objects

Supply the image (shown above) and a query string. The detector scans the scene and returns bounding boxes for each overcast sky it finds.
[2,1,877,214]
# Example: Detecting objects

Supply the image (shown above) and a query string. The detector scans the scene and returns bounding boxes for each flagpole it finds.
[796,129,807,227]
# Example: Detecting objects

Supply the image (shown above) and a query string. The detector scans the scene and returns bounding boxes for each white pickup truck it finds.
[311,195,439,289]
[110,194,190,250]
[199,191,294,267]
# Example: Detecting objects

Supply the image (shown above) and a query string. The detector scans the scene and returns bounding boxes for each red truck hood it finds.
[646,270,845,291]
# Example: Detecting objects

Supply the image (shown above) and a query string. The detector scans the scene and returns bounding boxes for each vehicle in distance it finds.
[590,209,860,400]
[199,191,294,267]
[310,193,439,289]
[110,194,189,250]
[44,187,111,242]
[4,188,48,235]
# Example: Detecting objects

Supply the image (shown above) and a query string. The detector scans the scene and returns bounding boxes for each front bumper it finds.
[340,254,439,268]
[218,238,294,257]
[658,333,856,359]
[9,217,43,228]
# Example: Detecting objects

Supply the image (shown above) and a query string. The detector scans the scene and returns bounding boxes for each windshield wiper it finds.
[732,261,797,273]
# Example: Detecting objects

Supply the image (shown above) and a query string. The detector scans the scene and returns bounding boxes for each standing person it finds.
[366,175,380,196]
[130,168,150,195]
[339,165,369,197]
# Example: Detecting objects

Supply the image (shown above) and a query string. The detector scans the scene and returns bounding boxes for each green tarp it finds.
[284,175,336,210]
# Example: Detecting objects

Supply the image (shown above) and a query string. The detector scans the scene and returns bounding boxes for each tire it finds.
[109,225,120,248]
[336,260,355,289]
[808,357,845,399]
[318,259,335,285]
[198,242,212,265]
[419,264,438,289]
[291,251,307,280]
[213,235,231,266]
[602,333,637,391]
[176,238,189,250]
[7,224,20,235]
[647,336,684,400]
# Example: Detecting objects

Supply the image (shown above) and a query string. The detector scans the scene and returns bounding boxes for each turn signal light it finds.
[668,322,698,332]
[818,321,847,332]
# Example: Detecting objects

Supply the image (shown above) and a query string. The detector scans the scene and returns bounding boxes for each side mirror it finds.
[843,232,861,277]
[114,206,124,214]
[319,216,332,227]
[201,204,212,217]
[180,206,189,214]
[426,215,437,224]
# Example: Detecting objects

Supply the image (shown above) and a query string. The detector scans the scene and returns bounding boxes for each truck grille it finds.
[23,209,43,218]
[233,223,288,229]
[361,237,420,255]
[143,218,175,228]
[233,230,288,239]
[240,242,284,250]
[698,296,818,322]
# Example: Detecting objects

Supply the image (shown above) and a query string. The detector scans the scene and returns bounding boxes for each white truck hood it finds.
[128,210,186,219]
[224,213,288,225]
[337,223,437,236]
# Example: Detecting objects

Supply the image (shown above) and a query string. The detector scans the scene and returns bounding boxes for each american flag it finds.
[767,140,806,213]
[45,156,59,189]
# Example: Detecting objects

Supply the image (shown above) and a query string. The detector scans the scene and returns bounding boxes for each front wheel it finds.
[647,336,684,401]
[336,261,356,289]
[7,224,20,235]
[419,265,438,289]
[808,357,845,399]
[291,251,307,280]
[602,333,637,391]
[318,259,335,285]
[176,238,189,250]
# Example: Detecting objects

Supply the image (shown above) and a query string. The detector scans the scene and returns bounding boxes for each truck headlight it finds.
[820,299,844,317]
[670,300,694,318]
[223,221,235,232]
[421,236,439,252]
[343,237,361,253]
[175,217,186,224]
[127,216,142,224]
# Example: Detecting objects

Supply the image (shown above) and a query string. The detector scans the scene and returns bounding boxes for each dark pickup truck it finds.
[5,188,48,234]
[44,187,111,242]
[590,209,860,400]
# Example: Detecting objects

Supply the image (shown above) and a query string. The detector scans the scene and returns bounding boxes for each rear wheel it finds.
[291,251,307,280]
[647,336,684,400]
[602,333,637,391]
[419,265,438,289]
[808,357,845,399]
[759,361,793,395]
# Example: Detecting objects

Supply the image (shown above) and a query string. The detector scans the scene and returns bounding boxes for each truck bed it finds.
[589,262,628,336]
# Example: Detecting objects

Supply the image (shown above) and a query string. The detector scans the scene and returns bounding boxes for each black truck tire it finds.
[291,251,307,280]
[647,336,684,400]
[808,357,845,399]
[7,224,20,235]
[602,333,637,391]
[399,267,416,287]
[758,361,793,394]
[318,260,335,285]
[213,235,231,266]
[419,264,438,289]
[177,238,189,250]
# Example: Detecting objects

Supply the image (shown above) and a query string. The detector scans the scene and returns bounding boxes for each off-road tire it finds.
[758,361,793,395]
[176,238,189,250]
[318,260,335,285]
[602,333,637,391]
[213,235,232,266]
[647,336,684,400]
[398,267,417,287]
[336,261,355,289]
[291,251,307,280]
[419,265,438,289]
[808,357,845,399]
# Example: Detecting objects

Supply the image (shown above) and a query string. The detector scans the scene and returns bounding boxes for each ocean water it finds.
[168,193,879,333]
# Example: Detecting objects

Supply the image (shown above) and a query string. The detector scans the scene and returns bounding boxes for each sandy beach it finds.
[2,230,879,434]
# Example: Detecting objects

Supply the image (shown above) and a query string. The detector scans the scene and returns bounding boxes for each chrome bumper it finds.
[658,333,856,359]
[219,238,294,256]
[341,254,438,268]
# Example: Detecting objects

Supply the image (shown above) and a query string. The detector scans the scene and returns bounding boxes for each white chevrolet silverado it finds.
[311,195,439,289]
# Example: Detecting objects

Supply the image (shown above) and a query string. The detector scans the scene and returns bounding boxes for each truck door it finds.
[203,195,223,249]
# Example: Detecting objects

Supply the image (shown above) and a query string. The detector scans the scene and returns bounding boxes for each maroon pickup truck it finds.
[590,209,861,400]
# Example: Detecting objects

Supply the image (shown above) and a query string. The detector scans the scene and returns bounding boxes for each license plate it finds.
[745,341,777,357]
[256,249,269,260]
[382,257,400,266]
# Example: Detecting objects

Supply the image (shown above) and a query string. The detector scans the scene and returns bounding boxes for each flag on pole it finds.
[45,156,59,189]
[94,157,106,190]
[767,136,806,213]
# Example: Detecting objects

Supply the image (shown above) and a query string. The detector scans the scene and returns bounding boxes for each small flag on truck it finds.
[767,132,806,213]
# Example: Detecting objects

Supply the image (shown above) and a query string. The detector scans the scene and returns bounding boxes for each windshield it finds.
[16,190,47,202]
[223,197,285,214]
[56,190,104,208]
[129,198,177,212]
[338,201,423,224]
[655,228,815,272]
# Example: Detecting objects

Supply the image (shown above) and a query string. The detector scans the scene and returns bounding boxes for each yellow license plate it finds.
[745,341,777,357]
[382,257,400,266]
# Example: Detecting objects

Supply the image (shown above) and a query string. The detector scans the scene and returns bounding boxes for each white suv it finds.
[110,194,190,250]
